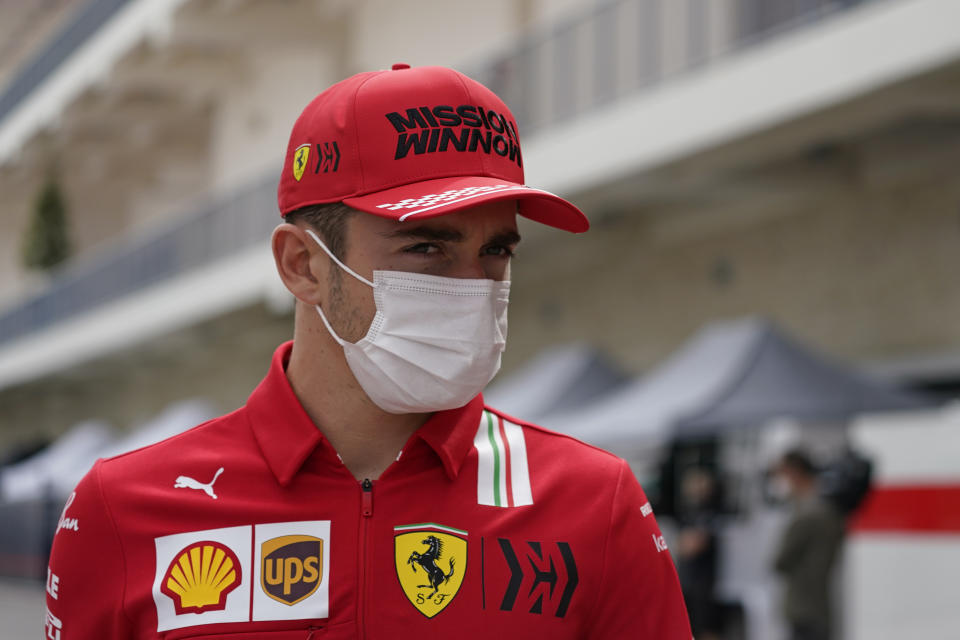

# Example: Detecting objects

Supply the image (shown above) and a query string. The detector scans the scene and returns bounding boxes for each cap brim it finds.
[342,176,589,233]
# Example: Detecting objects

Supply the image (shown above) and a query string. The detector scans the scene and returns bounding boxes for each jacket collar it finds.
[246,341,483,486]
[246,342,327,487]
[415,393,484,481]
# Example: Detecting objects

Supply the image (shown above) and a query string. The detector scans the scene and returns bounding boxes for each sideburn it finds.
[324,267,369,344]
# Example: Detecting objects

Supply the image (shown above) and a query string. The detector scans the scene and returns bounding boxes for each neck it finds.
[285,316,430,482]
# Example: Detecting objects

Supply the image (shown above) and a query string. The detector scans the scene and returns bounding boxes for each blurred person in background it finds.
[771,449,845,640]
[675,466,723,640]
[44,65,691,639]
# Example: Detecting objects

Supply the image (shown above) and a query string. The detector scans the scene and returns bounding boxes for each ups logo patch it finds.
[261,534,323,605]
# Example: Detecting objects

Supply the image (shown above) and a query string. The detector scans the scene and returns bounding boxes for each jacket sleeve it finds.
[588,460,692,639]
[45,460,133,639]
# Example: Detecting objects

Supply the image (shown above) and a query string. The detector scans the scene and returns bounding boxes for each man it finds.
[45,64,691,639]
[772,449,846,640]
[676,467,723,640]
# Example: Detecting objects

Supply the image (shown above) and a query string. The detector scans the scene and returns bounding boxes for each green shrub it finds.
[22,178,71,271]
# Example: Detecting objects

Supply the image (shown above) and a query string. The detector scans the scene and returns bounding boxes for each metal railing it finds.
[0,174,278,346]
[469,0,880,135]
[0,0,889,347]
[0,0,134,126]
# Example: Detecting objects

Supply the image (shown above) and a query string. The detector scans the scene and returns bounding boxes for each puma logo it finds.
[174,467,224,500]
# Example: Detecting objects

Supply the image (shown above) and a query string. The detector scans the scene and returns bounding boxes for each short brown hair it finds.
[283,202,354,260]
[780,449,816,477]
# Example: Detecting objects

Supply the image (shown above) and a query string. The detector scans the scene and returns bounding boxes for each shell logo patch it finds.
[153,525,251,631]
[161,541,241,615]
[261,534,323,605]
[292,144,311,182]
[394,523,467,618]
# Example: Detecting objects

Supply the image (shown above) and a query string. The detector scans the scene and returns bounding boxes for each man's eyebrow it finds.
[379,226,521,245]
[487,230,522,246]
[379,226,465,242]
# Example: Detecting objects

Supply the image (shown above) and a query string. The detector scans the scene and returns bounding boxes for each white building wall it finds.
[208,43,341,195]
[349,0,525,72]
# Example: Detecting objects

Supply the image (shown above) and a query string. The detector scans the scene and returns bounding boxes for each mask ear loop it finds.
[303,228,374,287]
[303,227,374,346]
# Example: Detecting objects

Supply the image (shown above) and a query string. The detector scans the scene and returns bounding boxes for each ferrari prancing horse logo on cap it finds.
[292,144,311,182]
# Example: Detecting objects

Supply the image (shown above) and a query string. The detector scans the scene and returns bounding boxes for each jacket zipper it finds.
[361,478,374,516]
[359,478,373,639]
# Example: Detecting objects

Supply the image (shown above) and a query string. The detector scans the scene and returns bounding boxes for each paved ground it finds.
[0,578,45,638]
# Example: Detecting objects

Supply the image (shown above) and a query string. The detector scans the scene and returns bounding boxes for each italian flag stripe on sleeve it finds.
[474,410,533,507]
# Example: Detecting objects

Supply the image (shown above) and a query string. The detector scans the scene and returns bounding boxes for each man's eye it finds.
[483,245,515,258]
[404,243,441,255]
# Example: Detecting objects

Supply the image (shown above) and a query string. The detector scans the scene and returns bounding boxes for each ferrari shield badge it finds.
[292,144,311,182]
[394,523,467,618]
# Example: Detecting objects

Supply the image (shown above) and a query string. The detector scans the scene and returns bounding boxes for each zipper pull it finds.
[361,478,373,517]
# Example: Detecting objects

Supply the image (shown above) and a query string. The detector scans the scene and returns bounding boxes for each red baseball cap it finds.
[277,64,588,233]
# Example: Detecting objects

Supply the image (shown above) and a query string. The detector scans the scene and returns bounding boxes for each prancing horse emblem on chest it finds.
[394,523,468,618]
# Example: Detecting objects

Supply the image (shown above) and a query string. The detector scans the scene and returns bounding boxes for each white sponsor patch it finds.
[640,501,653,517]
[252,521,330,621]
[153,526,251,631]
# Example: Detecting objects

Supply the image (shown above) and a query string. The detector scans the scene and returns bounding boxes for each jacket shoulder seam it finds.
[92,459,136,630]
[99,412,237,463]
[589,459,628,624]
[482,404,624,463]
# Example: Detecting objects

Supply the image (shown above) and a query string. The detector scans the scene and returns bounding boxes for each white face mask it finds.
[304,228,510,414]
[768,475,793,503]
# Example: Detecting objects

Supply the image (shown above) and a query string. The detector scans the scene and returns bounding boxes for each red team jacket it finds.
[45,342,691,639]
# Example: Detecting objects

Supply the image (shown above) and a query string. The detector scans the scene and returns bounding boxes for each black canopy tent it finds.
[673,318,933,438]
[484,343,627,423]
[546,317,934,452]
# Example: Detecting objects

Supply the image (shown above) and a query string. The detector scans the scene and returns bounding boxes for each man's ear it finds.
[272,223,328,305]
